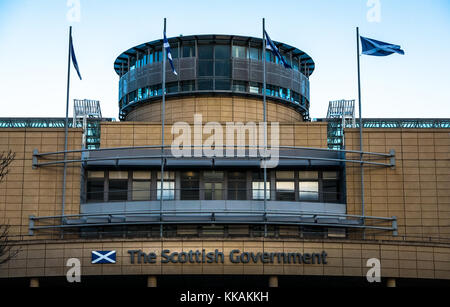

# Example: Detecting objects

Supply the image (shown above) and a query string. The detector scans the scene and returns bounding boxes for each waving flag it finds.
[264,30,291,69]
[91,251,116,264]
[163,32,177,75]
[69,32,82,80]
[360,36,405,57]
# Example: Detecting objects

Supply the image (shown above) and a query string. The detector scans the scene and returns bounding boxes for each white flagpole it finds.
[160,18,167,238]
[356,27,366,234]
[62,26,72,231]
[262,18,268,237]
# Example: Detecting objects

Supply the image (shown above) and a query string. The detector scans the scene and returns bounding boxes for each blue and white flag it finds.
[264,30,291,69]
[360,36,405,56]
[163,32,178,75]
[91,251,116,264]
[69,32,82,80]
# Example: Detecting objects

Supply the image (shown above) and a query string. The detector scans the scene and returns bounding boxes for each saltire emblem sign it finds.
[91,251,116,264]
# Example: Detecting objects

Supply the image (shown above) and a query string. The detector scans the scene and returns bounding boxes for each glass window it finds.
[249,47,261,60]
[232,81,247,92]
[323,171,338,180]
[215,60,231,77]
[87,171,104,202]
[198,45,213,59]
[171,47,179,59]
[166,82,178,94]
[299,171,319,180]
[132,171,151,201]
[232,45,247,59]
[181,171,199,200]
[215,45,230,59]
[181,80,195,92]
[249,82,260,94]
[182,45,195,57]
[252,172,270,200]
[276,171,294,180]
[292,58,299,71]
[204,171,224,200]
[198,79,213,91]
[252,181,270,200]
[228,171,247,200]
[276,171,295,201]
[215,79,231,90]
[198,60,213,76]
[154,50,162,62]
[157,171,175,200]
[299,181,319,201]
[276,182,295,201]
[108,171,128,201]
[323,180,339,203]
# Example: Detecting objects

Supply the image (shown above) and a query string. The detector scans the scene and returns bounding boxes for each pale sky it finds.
[0,0,449,120]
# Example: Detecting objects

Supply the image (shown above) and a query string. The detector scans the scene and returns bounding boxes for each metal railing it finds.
[32,144,396,168]
[29,210,397,236]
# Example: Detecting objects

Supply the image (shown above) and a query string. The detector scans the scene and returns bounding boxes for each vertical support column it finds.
[147,276,157,288]
[268,276,278,288]
[30,278,39,288]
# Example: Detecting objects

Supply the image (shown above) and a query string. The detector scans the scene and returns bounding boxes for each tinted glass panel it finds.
[157,181,175,200]
[249,47,260,60]
[252,181,270,200]
[299,182,319,201]
[232,46,247,58]
[276,181,295,201]
[228,171,247,200]
[323,180,339,203]
[198,79,213,90]
[171,47,179,59]
[215,79,231,90]
[109,179,128,201]
[198,60,213,76]
[215,60,231,77]
[182,45,195,57]
[87,179,104,202]
[181,171,199,200]
[198,45,213,59]
[132,181,150,201]
[181,80,195,92]
[215,45,230,59]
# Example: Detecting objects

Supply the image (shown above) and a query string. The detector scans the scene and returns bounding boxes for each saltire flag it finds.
[264,30,291,69]
[360,36,405,57]
[163,32,178,75]
[69,32,82,80]
[91,250,116,264]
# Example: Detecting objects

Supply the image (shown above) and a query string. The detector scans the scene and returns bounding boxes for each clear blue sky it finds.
[0,0,449,119]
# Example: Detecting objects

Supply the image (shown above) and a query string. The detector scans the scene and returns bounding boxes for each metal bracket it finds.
[392,216,398,237]
[28,215,35,236]
[32,149,38,169]
[390,149,396,169]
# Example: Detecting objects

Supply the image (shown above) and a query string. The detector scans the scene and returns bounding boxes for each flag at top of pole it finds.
[264,30,291,69]
[360,36,405,57]
[69,31,82,80]
[163,32,178,76]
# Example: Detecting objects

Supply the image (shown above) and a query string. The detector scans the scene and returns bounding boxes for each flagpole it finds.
[62,26,72,226]
[356,27,366,233]
[160,18,167,238]
[262,18,268,237]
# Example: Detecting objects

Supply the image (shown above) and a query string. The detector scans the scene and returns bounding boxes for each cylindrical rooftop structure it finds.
[114,34,315,122]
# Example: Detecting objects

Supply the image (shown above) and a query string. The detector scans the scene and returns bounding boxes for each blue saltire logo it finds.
[91,251,116,264]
